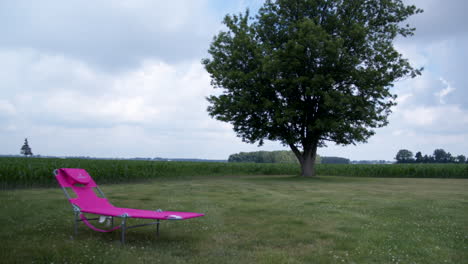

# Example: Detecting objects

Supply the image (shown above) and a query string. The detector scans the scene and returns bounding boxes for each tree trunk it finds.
[301,144,318,177]
[289,141,318,177]
[301,150,316,177]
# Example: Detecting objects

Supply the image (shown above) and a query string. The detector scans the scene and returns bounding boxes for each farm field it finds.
[0,175,466,263]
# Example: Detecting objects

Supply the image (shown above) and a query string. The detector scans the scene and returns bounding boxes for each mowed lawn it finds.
[0,175,466,263]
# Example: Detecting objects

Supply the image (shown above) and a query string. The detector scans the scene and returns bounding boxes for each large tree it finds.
[203,0,422,176]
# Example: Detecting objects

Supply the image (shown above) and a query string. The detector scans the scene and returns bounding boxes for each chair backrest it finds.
[55,168,112,210]
[55,168,97,188]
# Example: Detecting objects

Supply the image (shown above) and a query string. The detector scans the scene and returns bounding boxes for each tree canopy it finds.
[203,0,422,176]
[395,149,414,163]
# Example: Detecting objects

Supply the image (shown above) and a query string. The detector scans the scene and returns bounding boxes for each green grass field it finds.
[1,175,466,263]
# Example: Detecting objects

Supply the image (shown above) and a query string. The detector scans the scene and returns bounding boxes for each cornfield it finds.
[317,163,468,178]
[0,157,298,188]
[0,157,466,188]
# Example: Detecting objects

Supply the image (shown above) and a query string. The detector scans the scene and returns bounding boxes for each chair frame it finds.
[54,169,162,244]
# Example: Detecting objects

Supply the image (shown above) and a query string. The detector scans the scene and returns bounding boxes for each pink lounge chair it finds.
[54,168,204,244]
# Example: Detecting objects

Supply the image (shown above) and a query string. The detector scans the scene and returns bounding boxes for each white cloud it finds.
[0,48,287,158]
[401,107,437,126]
[0,0,222,69]
[0,48,213,126]
[435,77,455,104]
[397,104,468,130]
[395,93,413,105]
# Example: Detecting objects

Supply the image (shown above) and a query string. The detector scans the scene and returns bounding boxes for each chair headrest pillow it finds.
[61,168,92,185]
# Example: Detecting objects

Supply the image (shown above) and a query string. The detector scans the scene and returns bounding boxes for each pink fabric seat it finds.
[54,168,204,243]
[69,189,203,220]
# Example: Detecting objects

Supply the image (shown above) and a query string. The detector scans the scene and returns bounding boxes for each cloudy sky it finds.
[0,0,467,161]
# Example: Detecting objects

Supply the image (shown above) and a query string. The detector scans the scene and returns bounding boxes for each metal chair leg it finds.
[73,212,79,239]
[121,216,127,244]
[156,220,160,237]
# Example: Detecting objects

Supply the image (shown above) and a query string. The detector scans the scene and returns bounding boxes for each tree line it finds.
[228,151,350,164]
[395,149,467,164]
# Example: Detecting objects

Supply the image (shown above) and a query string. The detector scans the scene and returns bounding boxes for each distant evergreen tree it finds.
[20,138,33,157]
